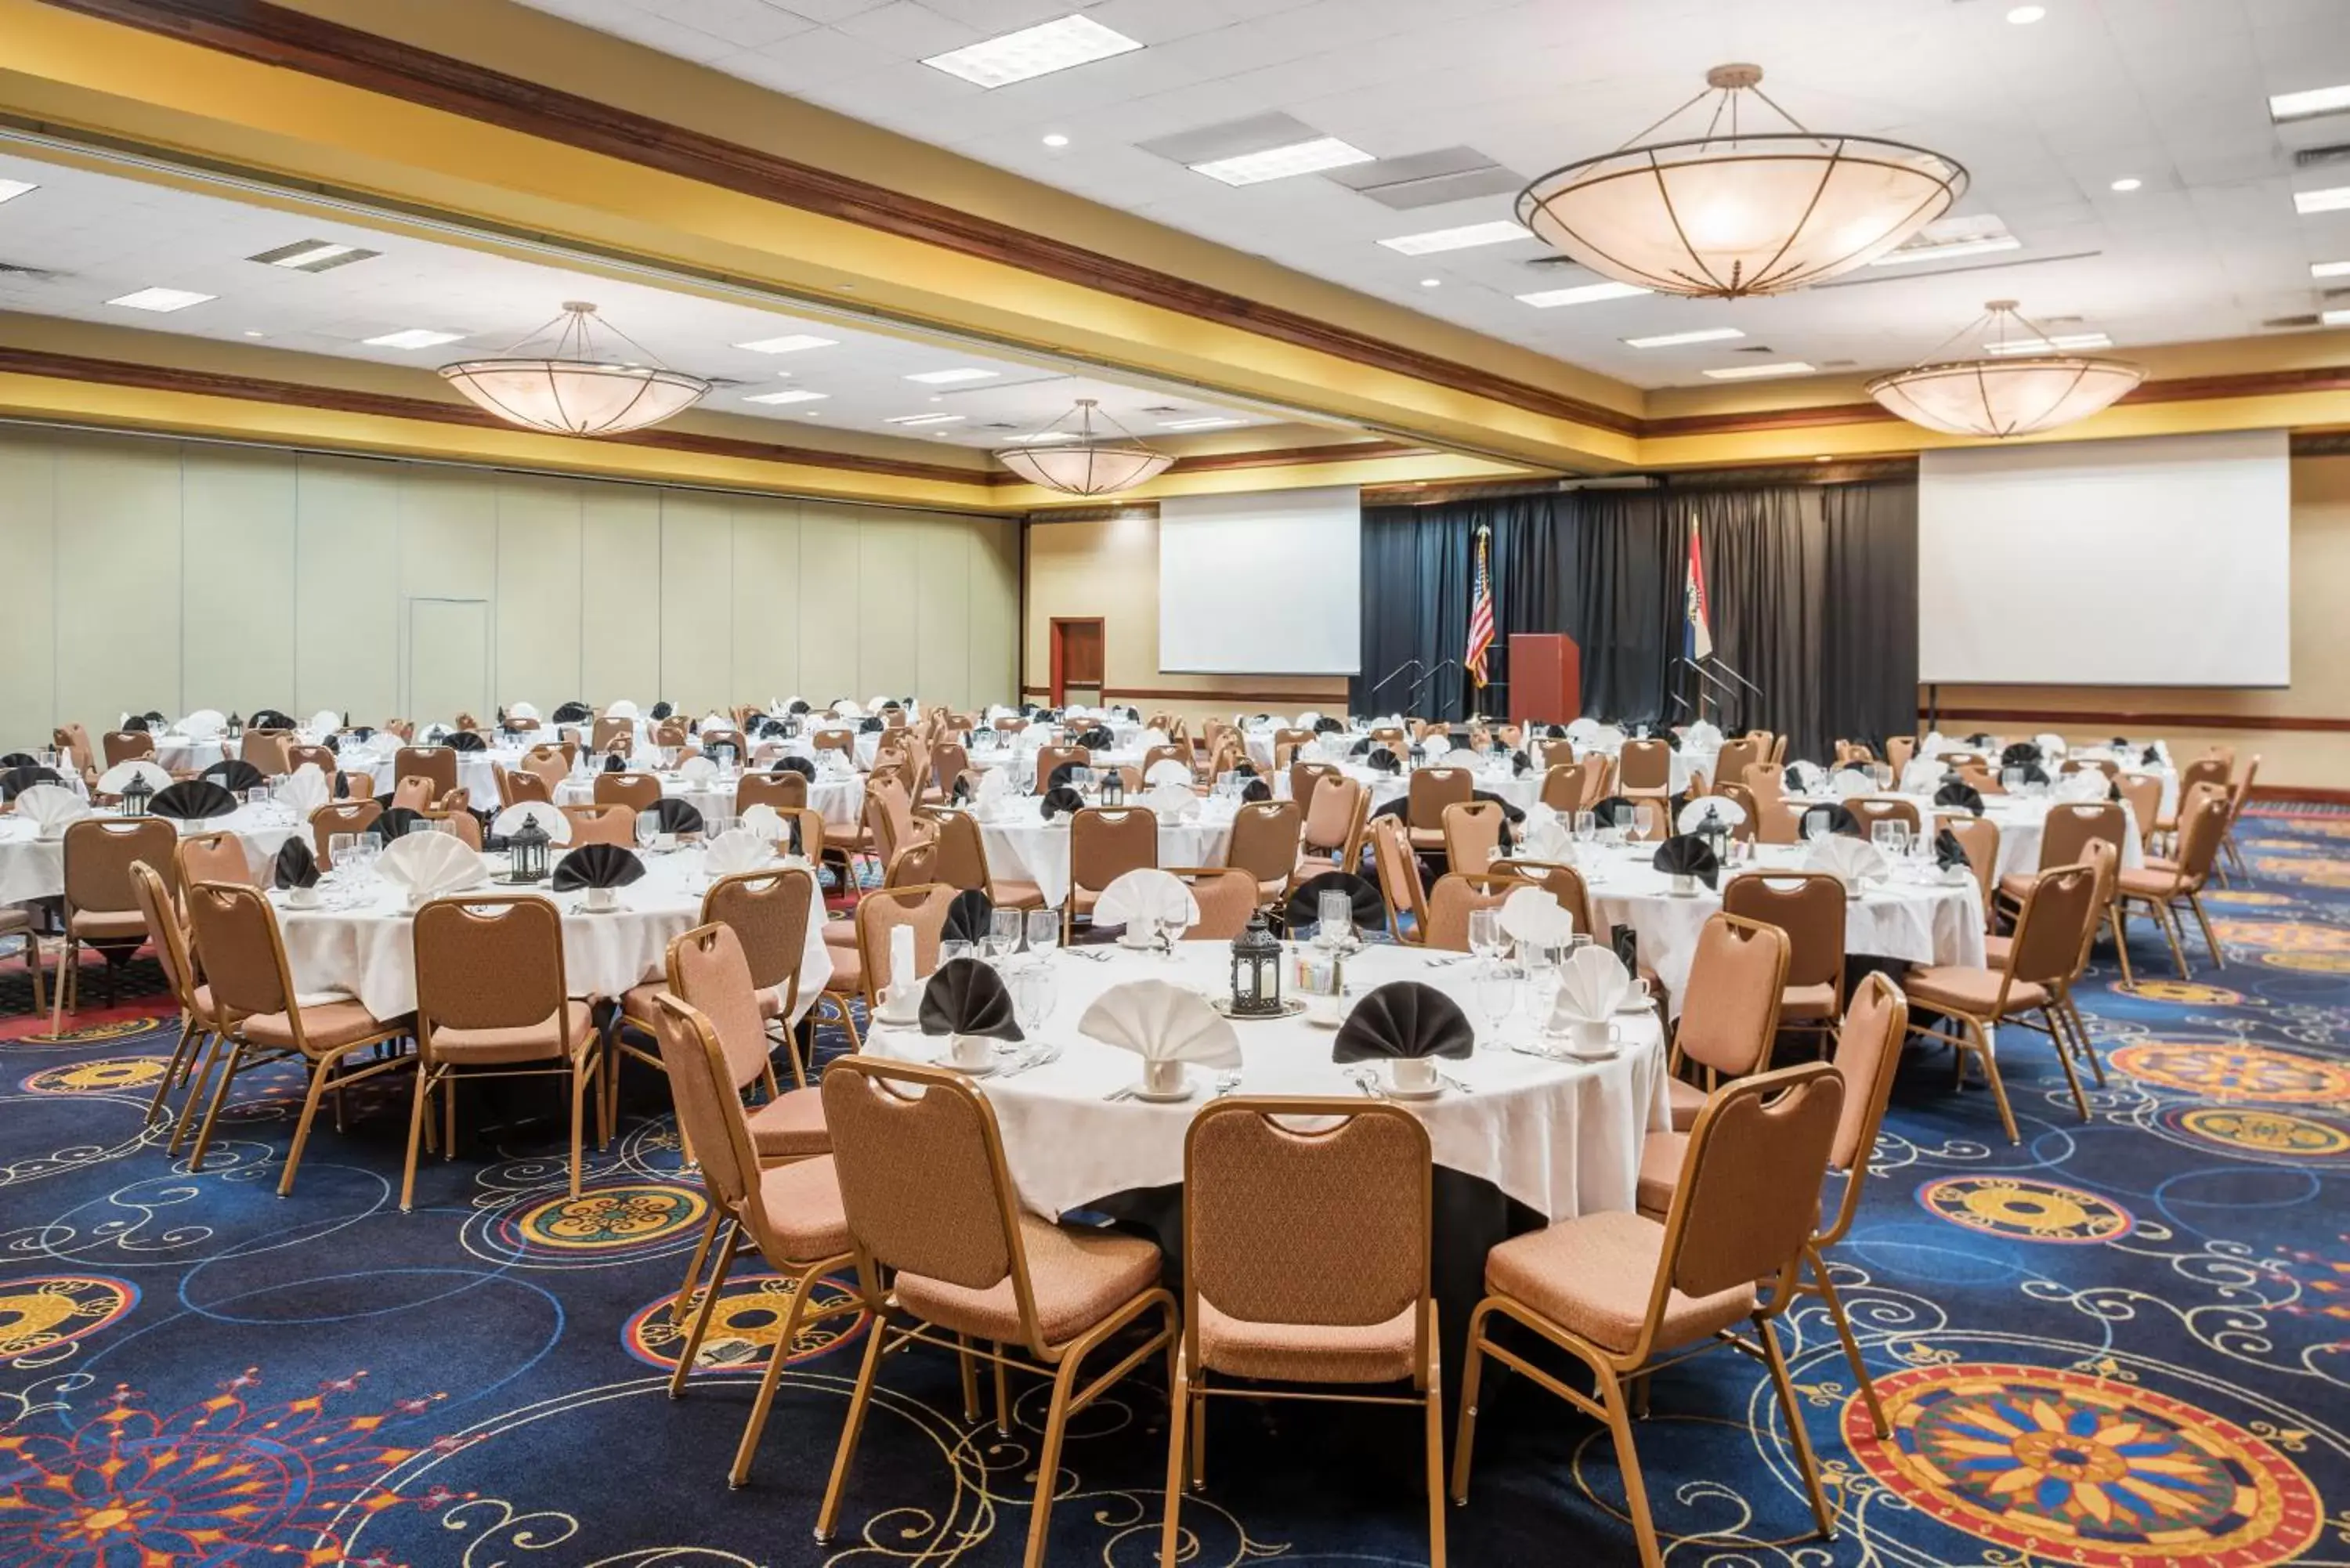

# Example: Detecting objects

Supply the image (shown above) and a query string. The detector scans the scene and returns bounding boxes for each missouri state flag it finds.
[1683,524,1714,662]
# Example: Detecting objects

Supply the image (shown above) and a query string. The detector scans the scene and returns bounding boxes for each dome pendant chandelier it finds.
[1866,300,2146,439]
[1517,63,1966,298]
[439,302,710,437]
[993,398,1174,496]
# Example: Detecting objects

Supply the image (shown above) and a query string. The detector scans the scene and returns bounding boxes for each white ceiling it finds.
[0,148,1285,447]
[509,0,2350,388]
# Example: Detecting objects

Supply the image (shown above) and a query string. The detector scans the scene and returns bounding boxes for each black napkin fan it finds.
[1331,981,1473,1063]
[551,843,647,891]
[918,957,1023,1042]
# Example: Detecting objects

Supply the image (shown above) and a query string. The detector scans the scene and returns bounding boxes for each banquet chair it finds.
[736,771,808,815]
[1997,802,2124,913]
[1577,751,1612,803]
[1368,724,1406,748]
[927,810,1043,909]
[405,894,602,1209]
[1271,727,1314,767]
[420,807,483,851]
[1617,740,1673,802]
[280,743,334,779]
[1708,739,1759,788]
[1999,840,2116,1087]
[816,1057,1175,1567]
[495,765,551,807]
[1885,735,1917,776]
[1369,818,1431,942]
[1454,1060,1843,1567]
[2113,771,2164,855]
[1205,738,1241,780]
[54,723,98,787]
[1031,744,1089,793]
[0,902,45,1017]
[1170,868,1257,940]
[52,817,178,1028]
[931,742,975,798]
[1289,761,1338,812]
[1068,807,1159,939]
[1423,873,1520,951]
[1539,764,1588,815]
[381,719,416,742]
[175,831,255,890]
[309,801,382,868]
[595,771,662,813]
[562,804,637,847]
[884,842,940,887]
[1846,797,1920,837]
[1224,802,1302,905]
[393,746,458,799]
[1141,744,1191,782]
[1934,812,2001,926]
[389,775,439,813]
[2217,756,2259,883]
[648,992,859,1485]
[182,880,414,1195]
[2116,789,2230,980]
[1404,768,1473,853]
[521,744,570,791]
[1708,783,1761,841]
[1904,863,2099,1143]
[1721,873,1845,1055]
[128,862,209,1135]
[822,882,956,1050]
[591,717,633,754]
[1441,800,1506,873]
[992,716,1027,734]
[1161,1098,1442,1568]
[103,729,157,769]
[1665,914,1789,1130]
[242,731,295,777]
[651,720,689,750]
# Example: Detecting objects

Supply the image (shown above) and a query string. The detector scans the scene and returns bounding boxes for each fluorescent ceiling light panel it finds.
[1160,417,1245,431]
[1624,327,1746,348]
[1191,137,1374,186]
[2294,186,2350,214]
[363,327,465,349]
[1985,332,2112,355]
[921,15,1141,89]
[0,179,38,204]
[743,389,829,405]
[248,240,379,273]
[886,413,966,426]
[1376,220,1535,255]
[2319,308,2350,327]
[736,334,837,354]
[2270,82,2350,123]
[1701,362,1816,381]
[903,368,1000,385]
[2312,260,2350,278]
[107,287,215,312]
[1517,280,1651,308]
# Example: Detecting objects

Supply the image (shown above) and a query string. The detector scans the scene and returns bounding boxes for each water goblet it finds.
[1025,909,1060,957]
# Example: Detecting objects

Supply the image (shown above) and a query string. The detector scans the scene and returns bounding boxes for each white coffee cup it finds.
[585,885,618,912]
[1622,976,1652,1009]
[1571,1020,1623,1057]
[1390,1056,1440,1093]
[1307,991,1346,1028]
[1142,1058,1185,1096]
[949,1032,993,1071]
[285,886,320,910]
[1669,873,1696,896]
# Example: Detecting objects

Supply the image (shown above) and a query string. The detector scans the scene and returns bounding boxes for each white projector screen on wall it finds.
[1159,486,1361,674]
[1917,429,2290,686]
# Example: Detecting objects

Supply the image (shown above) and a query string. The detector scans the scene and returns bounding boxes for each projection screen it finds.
[1159,486,1361,674]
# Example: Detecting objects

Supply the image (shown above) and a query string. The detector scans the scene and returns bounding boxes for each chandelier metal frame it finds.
[992,397,1175,495]
[1865,300,2146,439]
[439,302,710,437]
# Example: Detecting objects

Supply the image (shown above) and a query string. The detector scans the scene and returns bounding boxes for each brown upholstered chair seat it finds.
[429,999,595,1064]
[825,945,863,995]
[1481,1209,1755,1355]
[2115,866,2186,898]
[755,1154,854,1259]
[746,1087,830,1159]
[240,998,401,1054]
[989,879,1047,909]
[1904,964,2048,1013]
[891,1212,1161,1351]
[70,909,148,941]
[1780,981,1839,1020]
[822,919,857,948]
[1195,1295,1417,1384]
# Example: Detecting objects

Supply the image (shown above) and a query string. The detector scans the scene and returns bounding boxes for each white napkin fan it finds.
[677,755,718,782]
[1145,781,1197,821]
[1421,733,1452,756]
[703,827,775,876]
[1549,945,1632,1028]
[1831,770,1874,800]
[1565,717,1600,742]
[277,764,331,820]
[375,832,486,908]
[1092,869,1200,932]
[2058,769,2110,803]
[1518,807,1570,862]
[308,710,340,736]
[1681,719,1723,750]
[508,701,539,721]
[606,699,639,720]
[740,803,786,843]
[181,710,225,739]
[1078,979,1241,1066]
[1677,795,1746,833]
[1144,759,1191,789]
[1900,759,1945,793]
[98,760,171,797]
[491,801,573,844]
[1804,835,1888,890]
[15,783,89,838]
[1499,885,1576,946]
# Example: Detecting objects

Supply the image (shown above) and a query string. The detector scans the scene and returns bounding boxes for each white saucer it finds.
[873,1007,920,1028]
[1303,1009,1344,1030]
[1383,1079,1444,1100]
[935,1056,1000,1077]
[1115,933,1159,951]
[1130,1076,1196,1103]
[576,901,625,916]
[1615,995,1654,1014]
[1664,885,1704,899]
[1564,1045,1621,1062]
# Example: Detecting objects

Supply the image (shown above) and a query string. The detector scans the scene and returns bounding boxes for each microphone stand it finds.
[1406,659,1459,717]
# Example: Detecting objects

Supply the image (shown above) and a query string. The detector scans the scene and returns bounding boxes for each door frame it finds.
[1048,616,1104,706]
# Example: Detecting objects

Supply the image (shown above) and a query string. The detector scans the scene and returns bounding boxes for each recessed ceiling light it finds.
[1517,280,1652,308]
[1042,133,1070,148]
[242,330,266,338]
[1984,332,2113,355]
[248,239,379,273]
[1624,327,1747,349]
[0,179,38,204]
[2295,186,2350,215]
[904,368,1000,385]
[886,413,966,426]
[743,388,829,405]
[735,334,837,354]
[1377,220,1535,255]
[363,327,464,349]
[1813,454,1834,462]
[1160,417,1245,431]
[922,15,1142,89]
[1871,234,2023,266]
[2270,82,2350,124]
[2321,308,2350,327]
[1190,137,1374,186]
[2313,260,2350,278]
[2109,177,2142,193]
[107,287,215,313]
[1419,277,1441,288]
[1701,361,1816,381]
[2006,5,2046,23]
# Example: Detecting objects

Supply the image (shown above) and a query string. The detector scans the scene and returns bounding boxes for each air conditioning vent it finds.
[2294,142,2350,168]
[0,260,59,280]
[2263,313,2322,328]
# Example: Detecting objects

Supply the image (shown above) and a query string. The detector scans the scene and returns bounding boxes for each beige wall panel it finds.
[0,433,57,744]
[180,446,297,713]
[397,464,497,604]
[797,511,862,704]
[728,494,801,708]
[658,490,735,714]
[967,519,1021,712]
[912,517,971,712]
[855,513,920,702]
[494,475,585,712]
[579,486,663,706]
[53,437,182,731]
[294,453,403,723]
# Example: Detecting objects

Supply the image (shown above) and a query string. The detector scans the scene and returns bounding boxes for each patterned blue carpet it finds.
[1,811,2345,1566]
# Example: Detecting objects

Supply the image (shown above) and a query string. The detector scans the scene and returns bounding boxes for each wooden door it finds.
[1050,618,1104,707]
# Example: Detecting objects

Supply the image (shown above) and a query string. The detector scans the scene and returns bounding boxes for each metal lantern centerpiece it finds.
[1697,804,1732,865]
[507,818,551,883]
[1517,63,1965,298]
[1100,767,1126,807]
[1866,300,2146,438]
[439,302,710,437]
[119,771,154,818]
[994,399,1173,496]
[1229,910,1285,1017]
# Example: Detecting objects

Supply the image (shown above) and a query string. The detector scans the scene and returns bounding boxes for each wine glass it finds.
[1013,966,1058,1035]
[989,908,1024,962]
[1318,889,1354,948]
[327,833,355,876]
[939,938,975,969]
[1025,909,1060,958]
[634,811,660,853]
[1473,966,1515,1050]
[1467,906,1505,966]
[1573,810,1597,847]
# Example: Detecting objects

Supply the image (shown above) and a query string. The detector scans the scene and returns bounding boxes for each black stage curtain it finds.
[1352,479,1917,762]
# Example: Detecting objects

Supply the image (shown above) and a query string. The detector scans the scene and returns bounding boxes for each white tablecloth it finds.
[974,799,1237,908]
[0,803,299,905]
[147,736,227,774]
[272,844,831,1022]
[1573,840,1987,1014]
[555,773,865,833]
[866,941,1672,1223]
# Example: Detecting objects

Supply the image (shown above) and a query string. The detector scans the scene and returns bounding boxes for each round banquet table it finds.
[555,772,865,833]
[1572,839,1987,1015]
[0,803,300,906]
[146,735,228,774]
[270,843,833,1023]
[971,798,1237,909]
[1277,759,1542,815]
[1791,789,2148,885]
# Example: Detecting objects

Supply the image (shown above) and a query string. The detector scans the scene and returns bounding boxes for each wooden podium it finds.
[1508,634,1581,724]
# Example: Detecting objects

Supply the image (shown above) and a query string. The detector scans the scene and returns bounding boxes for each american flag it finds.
[1466,524,1495,688]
